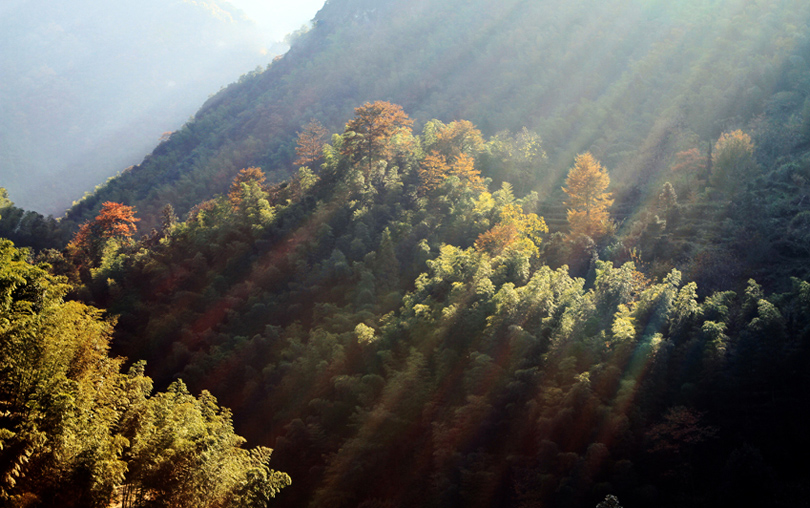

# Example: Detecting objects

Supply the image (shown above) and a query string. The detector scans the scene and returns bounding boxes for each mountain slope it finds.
[22,1,810,506]
[0,0,283,214]
[66,0,810,232]
[63,103,810,508]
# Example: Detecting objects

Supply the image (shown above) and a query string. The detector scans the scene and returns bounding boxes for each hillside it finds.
[41,98,808,507]
[66,0,810,232]
[4,0,810,507]
[0,0,283,214]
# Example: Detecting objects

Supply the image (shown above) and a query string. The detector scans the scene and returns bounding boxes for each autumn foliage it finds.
[432,119,485,160]
[294,120,329,167]
[228,167,267,207]
[418,120,486,194]
[418,152,451,193]
[66,202,140,273]
[418,152,484,194]
[475,203,548,256]
[70,202,139,251]
[563,152,614,239]
[342,101,414,173]
[474,222,519,255]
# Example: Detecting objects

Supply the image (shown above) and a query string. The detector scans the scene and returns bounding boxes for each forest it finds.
[2,0,810,507]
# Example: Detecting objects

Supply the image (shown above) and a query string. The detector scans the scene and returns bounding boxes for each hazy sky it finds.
[225,0,326,41]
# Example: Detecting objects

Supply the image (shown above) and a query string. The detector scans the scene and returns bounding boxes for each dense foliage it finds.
[0,190,69,251]
[64,0,810,235]
[52,102,810,508]
[6,0,810,506]
[0,240,289,507]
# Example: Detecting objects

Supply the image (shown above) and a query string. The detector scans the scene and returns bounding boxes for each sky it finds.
[225,0,326,42]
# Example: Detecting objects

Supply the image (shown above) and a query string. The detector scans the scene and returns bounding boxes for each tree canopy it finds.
[563,152,614,239]
[0,239,289,507]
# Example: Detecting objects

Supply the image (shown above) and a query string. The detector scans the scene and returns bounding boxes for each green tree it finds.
[0,239,290,507]
[710,130,758,194]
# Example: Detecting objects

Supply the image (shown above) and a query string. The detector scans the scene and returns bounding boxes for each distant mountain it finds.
[0,0,285,214]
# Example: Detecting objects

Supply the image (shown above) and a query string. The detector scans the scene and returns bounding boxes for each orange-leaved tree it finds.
[432,119,485,161]
[418,152,451,193]
[294,119,329,168]
[68,201,140,266]
[341,101,413,174]
[449,153,485,191]
[229,167,267,207]
[418,119,485,194]
[418,152,485,195]
[563,152,614,239]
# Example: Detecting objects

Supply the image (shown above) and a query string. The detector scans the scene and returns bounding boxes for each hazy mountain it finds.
[0,0,285,215]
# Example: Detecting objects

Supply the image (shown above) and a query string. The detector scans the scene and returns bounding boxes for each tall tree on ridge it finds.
[341,101,414,175]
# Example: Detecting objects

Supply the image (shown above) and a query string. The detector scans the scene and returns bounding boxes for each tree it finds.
[67,202,140,265]
[0,239,290,507]
[295,119,329,168]
[418,152,484,194]
[432,119,485,161]
[658,182,677,211]
[474,222,520,256]
[710,130,758,194]
[418,119,485,195]
[89,202,140,239]
[658,181,678,224]
[670,148,706,196]
[227,168,275,233]
[159,203,178,233]
[418,152,451,194]
[475,203,548,256]
[341,101,414,174]
[449,153,485,192]
[229,167,267,207]
[122,381,290,508]
[562,153,614,239]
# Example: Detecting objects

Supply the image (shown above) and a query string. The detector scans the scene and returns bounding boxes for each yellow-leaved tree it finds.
[563,152,614,239]
[474,203,548,257]
[710,130,757,195]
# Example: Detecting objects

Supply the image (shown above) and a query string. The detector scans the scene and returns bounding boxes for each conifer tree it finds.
[295,120,329,168]
[562,152,614,239]
[341,101,413,175]
[229,167,268,207]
